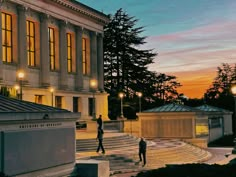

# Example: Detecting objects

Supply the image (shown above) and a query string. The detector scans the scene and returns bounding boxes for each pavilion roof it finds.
[143,103,201,112]
[0,95,70,113]
[195,104,232,113]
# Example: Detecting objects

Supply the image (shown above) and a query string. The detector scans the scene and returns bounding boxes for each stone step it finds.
[76,134,140,152]
[76,140,138,148]
[76,133,212,175]
[77,134,137,142]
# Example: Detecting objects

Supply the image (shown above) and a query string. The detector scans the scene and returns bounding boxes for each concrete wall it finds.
[138,112,195,139]
[123,120,141,137]
[2,127,75,176]
[209,127,223,142]
[224,114,233,135]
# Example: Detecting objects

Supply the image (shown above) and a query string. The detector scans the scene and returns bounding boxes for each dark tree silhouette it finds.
[104,9,182,119]
[204,63,236,111]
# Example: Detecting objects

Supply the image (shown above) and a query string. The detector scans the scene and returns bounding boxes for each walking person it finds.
[139,137,147,167]
[97,114,103,129]
[96,127,105,154]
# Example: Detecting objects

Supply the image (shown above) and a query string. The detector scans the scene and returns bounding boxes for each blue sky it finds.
[79,0,236,98]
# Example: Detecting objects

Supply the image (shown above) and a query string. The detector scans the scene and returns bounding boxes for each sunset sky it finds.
[80,0,236,98]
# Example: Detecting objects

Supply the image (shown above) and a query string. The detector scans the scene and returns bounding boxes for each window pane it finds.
[7,47,11,62]
[82,38,85,49]
[68,60,71,72]
[6,15,11,30]
[27,52,30,65]
[83,63,86,74]
[67,47,71,58]
[2,46,6,62]
[26,21,29,35]
[30,37,34,50]
[27,21,35,66]
[67,34,71,44]
[2,31,5,45]
[82,51,86,62]
[49,29,54,41]
[30,22,34,35]
[2,13,5,29]
[50,43,54,55]
[27,37,29,50]
[31,53,35,66]
[6,31,11,46]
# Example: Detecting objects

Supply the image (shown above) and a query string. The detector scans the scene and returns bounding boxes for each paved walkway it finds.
[76,131,236,177]
[76,130,124,139]
[112,149,236,177]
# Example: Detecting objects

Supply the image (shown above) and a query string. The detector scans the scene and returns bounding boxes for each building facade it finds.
[131,103,232,147]
[0,0,109,120]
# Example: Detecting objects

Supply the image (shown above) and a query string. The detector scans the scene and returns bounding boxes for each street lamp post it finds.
[137,92,142,113]
[119,93,124,118]
[90,79,97,120]
[17,71,24,100]
[231,85,236,154]
[50,88,54,107]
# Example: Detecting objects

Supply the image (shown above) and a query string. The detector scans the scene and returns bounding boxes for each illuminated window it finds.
[48,27,55,70]
[27,20,35,66]
[196,118,209,137]
[35,95,43,104]
[2,12,12,63]
[67,33,72,73]
[82,38,90,75]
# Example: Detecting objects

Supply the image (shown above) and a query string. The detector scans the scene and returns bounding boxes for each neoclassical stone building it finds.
[0,0,109,120]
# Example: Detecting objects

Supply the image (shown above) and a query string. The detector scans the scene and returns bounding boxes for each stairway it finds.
[76,133,212,175]
[76,133,139,152]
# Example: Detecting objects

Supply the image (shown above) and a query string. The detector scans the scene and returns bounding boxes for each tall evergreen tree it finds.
[104,8,156,97]
[104,9,182,119]
[204,63,236,110]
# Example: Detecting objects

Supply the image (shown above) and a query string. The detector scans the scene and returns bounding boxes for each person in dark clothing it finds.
[139,137,147,166]
[97,115,103,129]
[96,127,105,154]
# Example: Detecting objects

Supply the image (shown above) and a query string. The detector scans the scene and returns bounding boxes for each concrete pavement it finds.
[76,131,236,177]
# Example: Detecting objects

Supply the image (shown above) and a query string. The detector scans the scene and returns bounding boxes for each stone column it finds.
[90,31,97,81]
[97,33,104,92]
[40,13,50,87]
[75,26,83,91]
[59,20,67,89]
[0,8,3,82]
[17,5,28,76]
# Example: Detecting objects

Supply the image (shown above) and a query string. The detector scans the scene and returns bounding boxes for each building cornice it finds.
[51,0,109,25]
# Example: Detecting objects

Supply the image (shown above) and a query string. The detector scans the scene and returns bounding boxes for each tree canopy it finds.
[204,63,236,111]
[103,9,182,119]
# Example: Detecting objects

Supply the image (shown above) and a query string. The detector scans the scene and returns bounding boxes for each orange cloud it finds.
[168,68,217,98]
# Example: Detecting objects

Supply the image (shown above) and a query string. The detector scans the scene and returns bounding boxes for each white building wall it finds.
[0,0,109,120]
[224,114,233,135]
